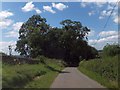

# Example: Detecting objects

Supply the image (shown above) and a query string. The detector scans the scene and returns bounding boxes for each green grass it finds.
[2,57,64,88]
[25,58,64,88]
[78,55,118,89]
[25,66,61,88]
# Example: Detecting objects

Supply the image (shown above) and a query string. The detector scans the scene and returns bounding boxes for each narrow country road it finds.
[51,67,106,88]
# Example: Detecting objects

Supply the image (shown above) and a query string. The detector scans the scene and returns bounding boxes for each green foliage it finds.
[34,55,46,64]
[103,44,120,57]
[2,57,64,88]
[78,55,118,88]
[16,15,98,66]
[15,15,49,56]
[2,64,45,88]
[25,58,64,88]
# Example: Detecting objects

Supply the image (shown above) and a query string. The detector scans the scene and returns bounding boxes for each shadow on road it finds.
[45,65,70,73]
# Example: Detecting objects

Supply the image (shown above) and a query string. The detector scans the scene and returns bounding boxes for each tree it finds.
[15,15,49,57]
[103,44,120,57]
[60,19,90,40]
[16,15,49,57]
[59,19,91,66]
[16,15,98,66]
[43,28,65,58]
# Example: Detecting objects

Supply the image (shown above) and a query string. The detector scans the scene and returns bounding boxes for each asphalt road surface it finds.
[51,67,106,88]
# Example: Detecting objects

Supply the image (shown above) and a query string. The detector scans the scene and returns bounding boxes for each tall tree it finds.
[15,15,49,57]
[16,15,98,66]
[59,19,91,66]
[60,19,90,40]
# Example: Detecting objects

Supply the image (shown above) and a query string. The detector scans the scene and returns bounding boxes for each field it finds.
[78,55,119,89]
[2,56,64,88]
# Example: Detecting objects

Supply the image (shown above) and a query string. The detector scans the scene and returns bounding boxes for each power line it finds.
[91,0,119,46]
[103,0,119,29]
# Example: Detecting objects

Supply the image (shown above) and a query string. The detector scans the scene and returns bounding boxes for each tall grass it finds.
[78,55,118,89]
[3,64,46,88]
[25,57,65,88]
[2,56,64,88]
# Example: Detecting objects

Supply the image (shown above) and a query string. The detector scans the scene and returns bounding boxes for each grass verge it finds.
[2,57,64,88]
[78,55,118,89]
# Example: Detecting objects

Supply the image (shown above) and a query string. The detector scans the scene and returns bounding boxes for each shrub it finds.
[79,55,118,88]
[35,55,46,64]
[103,44,120,57]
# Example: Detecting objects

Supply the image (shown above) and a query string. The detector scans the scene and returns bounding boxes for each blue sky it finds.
[0,1,119,55]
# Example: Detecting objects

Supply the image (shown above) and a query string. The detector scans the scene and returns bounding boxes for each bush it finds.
[78,55,118,88]
[35,55,46,64]
[103,44,120,57]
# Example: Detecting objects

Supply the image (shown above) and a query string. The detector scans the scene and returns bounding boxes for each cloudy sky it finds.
[0,0,119,55]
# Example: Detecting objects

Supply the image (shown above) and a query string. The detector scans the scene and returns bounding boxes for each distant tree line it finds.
[15,15,98,66]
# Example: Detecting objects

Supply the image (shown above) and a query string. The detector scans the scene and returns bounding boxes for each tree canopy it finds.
[15,15,98,66]
[103,44,120,57]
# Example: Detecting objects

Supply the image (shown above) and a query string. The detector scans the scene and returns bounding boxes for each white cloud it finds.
[52,3,68,11]
[80,1,118,24]
[35,8,42,14]
[5,31,18,38]
[94,2,106,7]
[0,19,13,29]
[0,41,17,55]
[107,0,118,2]
[80,1,117,22]
[107,3,118,15]
[89,35,118,50]
[4,22,23,38]
[1,21,23,54]
[98,2,118,24]
[22,1,42,14]
[88,11,95,16]
[107,3,116,10]
[88,30,95,36]
[43,6,56,14]
[99,30,118,37]
[12,22,23,31]
[0,10,14,30]
[99,16,104,19]
[80,2,87,7]
[89,35,118,44]
[99,9,117,20]
[88,30,118,50]
[81,0,118,2]
[100,10,111,18]
[22,1,35,12]
[114,16,120,24]
[84,1,118,24]
[0,10,14,19]
[80,2,104,8]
